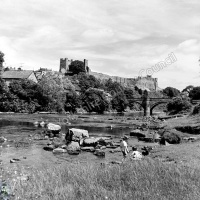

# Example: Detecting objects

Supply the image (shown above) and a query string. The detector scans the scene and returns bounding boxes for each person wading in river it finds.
[120,137,129,160]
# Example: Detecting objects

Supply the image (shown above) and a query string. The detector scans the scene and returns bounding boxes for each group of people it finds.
[120,137,150,160]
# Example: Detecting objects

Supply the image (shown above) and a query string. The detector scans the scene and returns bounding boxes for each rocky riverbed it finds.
[1,112,200,192]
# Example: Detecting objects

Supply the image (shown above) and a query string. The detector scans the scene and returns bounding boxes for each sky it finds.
[0,0,200,90]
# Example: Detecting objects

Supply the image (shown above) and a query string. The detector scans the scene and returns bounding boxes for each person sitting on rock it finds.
[131,147,143,160]
[120,137,129,159]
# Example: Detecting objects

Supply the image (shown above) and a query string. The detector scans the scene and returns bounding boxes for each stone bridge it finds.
[131,91,171,116]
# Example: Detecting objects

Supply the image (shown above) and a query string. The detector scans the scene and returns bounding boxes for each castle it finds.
[59,58,90,75]
[59,57,159,91]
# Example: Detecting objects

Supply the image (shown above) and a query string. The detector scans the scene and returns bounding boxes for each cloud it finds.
[0,0,199,89]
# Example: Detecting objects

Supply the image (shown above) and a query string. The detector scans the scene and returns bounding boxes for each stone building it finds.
[1,70,38,86]
[59,58,90,75]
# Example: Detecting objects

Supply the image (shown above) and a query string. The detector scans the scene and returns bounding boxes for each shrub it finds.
[192,103,200,115]
[167,97,192,114]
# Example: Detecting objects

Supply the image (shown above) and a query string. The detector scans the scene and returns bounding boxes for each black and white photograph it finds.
[0,0,200,199]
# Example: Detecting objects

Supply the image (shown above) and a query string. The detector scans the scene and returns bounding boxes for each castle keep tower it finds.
[0,57,4,75]
[59,58,67,73]
[60,57,90,75]
[84,59,89,73]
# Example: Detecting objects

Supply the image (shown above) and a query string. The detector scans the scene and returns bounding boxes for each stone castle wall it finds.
[90,71,159,91]
[59,58,159,91]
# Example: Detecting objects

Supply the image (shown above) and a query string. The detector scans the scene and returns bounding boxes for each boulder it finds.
[130,129,146,137]
[65,128,89,143]
[47,123,61,131]
[53,148,67,153]
[94,149,105,157]
[0,137,7,143]
[159,129,182,144]
[43,145,54,151]
[81,146,95,152]
[67,141,81,155]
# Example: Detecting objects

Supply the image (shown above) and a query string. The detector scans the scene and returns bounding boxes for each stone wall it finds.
[90,71,159,91]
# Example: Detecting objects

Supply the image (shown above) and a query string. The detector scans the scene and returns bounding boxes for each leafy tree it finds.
[65,90,81,113]
[0,51,4,62]
[189,87,200,100]
[192,103,200,115]
[124,88,141,110]
[163,87,180,98]
[111,92,128,112]
[69,60,86,75]
[9,79,50,112]
[81,88,109,114]
[104,78,124,95]
[75,72,103,92]
[166,97,192,114]
[39,72,66,112]
[182,85,194,93]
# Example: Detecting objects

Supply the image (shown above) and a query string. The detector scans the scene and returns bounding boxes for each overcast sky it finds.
[0,0,200,90]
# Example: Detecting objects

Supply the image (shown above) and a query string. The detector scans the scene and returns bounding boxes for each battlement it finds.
[90,71,159,91]
[59,57,89,75]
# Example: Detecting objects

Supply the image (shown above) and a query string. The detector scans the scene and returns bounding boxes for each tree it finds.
[0,51,4,62]
[81,88,109,114]
[104,78,124,94]
[163,87,180,98]
[111,92,128,112]
[65,90,81,113]
[69,60,86,75]
[75,72,103,92]
[39,72,66,112]
[166,97,192,114]
[9,79,50,112]
[182,85,194,93]
[124,88,141,110]
[189,87,200,100]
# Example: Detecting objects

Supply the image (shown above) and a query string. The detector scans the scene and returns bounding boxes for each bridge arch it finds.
[150,101,169,115]
[132,101,144,109]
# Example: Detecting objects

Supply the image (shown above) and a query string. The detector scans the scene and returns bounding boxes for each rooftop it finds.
[1,70,34,79]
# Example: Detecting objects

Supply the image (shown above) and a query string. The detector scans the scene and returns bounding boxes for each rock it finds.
[40,121,46,127]
[83,138,100,146]
[52,137,65,148]
[53,148,67,153]
[61,144,67,149]
[67,141,81,155]
[12,158,20,161]
[10,158,20,163]
[83,137,108,147]
[47,123,61,131]
[10,159,16,163]
[130,129,146,137]
[110,161,122,165]
[43,145,54,151]
[160,129,181,144]
[81,146,95,152]
[65,128,89,143]
[109,147,121,153]
[0,136,7,143]
[94,149,105,157]
[100,146,106,150]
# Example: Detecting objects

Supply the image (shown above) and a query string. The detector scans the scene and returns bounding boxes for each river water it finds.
[0,112,162,171]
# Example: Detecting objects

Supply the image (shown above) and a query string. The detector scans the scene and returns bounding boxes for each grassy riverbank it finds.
[11,158,200,200]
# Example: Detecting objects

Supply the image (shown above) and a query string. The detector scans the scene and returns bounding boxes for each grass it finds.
[11,158,200,200]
